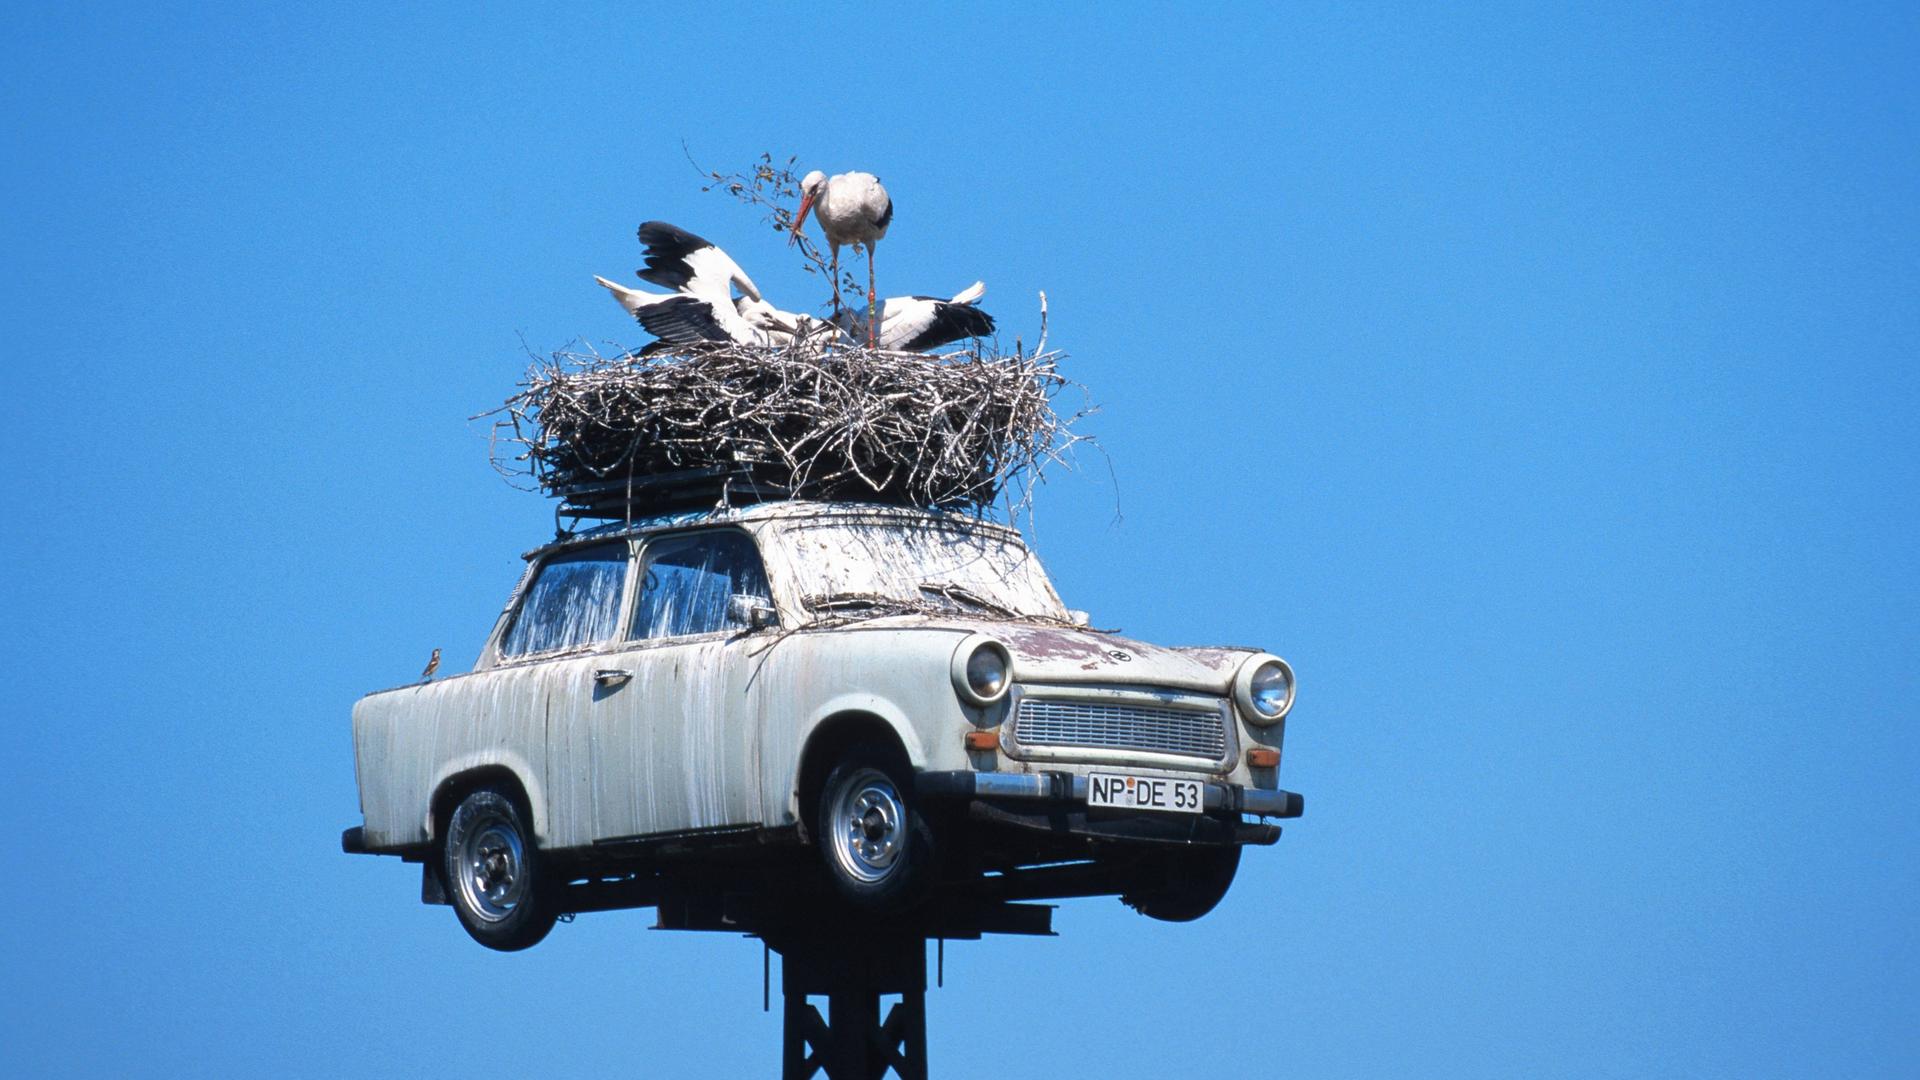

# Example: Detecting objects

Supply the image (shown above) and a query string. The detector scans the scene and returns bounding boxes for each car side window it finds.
[499,542,630,657]
[630,531,772,640]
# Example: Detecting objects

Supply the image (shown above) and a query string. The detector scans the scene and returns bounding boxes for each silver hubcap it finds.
[455,813,526,922]
[828,769,905,884]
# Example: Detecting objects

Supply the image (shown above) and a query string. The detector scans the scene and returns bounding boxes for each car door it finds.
[478,541,634,853]
[551,528,774,842]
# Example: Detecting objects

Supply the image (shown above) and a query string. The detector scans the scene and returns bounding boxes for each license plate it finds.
[1086,773,1204,815]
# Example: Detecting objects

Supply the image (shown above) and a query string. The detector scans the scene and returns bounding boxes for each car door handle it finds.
[594,668,632,688]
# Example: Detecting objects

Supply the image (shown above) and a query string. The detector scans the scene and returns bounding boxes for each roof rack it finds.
[551,468,798,522]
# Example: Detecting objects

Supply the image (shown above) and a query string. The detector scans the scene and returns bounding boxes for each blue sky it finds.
[4,2,1916,1076]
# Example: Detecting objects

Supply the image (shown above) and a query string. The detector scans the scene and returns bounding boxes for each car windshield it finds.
[500,542,630,657]
[776,518,1066,620]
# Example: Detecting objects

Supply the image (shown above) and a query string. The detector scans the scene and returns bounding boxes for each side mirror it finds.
[728,594,778,631]
[1067,609,1091,628]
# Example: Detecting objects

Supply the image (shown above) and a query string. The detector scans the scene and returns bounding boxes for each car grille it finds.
[1013,697,1228,759]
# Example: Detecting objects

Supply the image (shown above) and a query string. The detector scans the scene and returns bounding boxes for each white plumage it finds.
[734,295,839,345]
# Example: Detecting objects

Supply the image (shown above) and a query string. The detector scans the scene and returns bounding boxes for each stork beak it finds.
[789,192,815,246]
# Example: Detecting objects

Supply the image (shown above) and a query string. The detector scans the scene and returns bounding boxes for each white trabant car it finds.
[344,501,1301,950]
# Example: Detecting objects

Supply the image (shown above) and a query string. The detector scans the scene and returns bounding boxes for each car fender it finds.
[425,749,551,846]
[783,692,927,822]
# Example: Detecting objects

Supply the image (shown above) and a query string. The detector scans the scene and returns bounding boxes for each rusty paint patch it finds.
[1002,626,1111,663]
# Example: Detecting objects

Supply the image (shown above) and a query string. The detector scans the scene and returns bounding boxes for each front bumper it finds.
[919,770,1304,817]
[917,770,1303,847]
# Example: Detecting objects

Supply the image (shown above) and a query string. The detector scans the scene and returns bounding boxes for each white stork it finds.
[790,170,892,329]
[594,222,785,350]
[831,281,996,352]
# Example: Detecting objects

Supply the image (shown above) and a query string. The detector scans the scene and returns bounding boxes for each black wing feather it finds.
[635,221,716,292]
[634,294,729,343]
[874,195,894,232]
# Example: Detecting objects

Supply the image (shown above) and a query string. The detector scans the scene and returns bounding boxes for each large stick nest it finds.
[487,340,1091,513]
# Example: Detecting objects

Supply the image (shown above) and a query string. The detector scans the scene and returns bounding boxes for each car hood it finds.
[792,612,1266,695]
[995,624,1258,694]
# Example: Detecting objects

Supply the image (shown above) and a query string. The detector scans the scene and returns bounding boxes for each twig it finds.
[686,148,862,301]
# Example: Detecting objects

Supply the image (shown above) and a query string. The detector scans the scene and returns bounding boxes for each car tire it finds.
[816,750,935,910]
[1122,846,1242,923]
[442,786,558,952]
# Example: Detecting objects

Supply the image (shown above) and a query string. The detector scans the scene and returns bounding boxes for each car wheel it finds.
[816,751,934,910]
[1122,846,1242,923]
[442,786,558,951]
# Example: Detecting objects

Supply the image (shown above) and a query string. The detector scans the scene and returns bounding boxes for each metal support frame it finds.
[775,929,928,1080]
[653,874,1054,1079]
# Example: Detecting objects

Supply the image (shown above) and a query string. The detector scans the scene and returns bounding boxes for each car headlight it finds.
[1233,654,1295,725]
[952,636,1013,706]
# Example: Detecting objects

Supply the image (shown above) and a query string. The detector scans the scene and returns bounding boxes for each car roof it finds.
[524,500,1025,561]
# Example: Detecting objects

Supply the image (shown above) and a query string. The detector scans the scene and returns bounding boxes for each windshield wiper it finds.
[918,581,1019,619]
[804,592,911,613]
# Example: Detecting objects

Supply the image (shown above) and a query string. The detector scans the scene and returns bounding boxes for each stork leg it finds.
[829,246,842,312]
[866,245,877,347]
